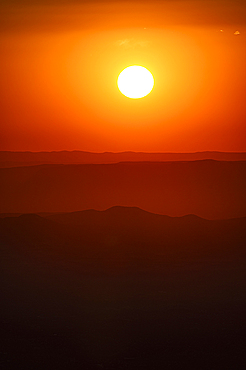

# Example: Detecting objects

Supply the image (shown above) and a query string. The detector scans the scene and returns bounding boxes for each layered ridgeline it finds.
[1,206,246,271]
[0,160,245,219]
[1,207,246,369]
[1,150,246,167]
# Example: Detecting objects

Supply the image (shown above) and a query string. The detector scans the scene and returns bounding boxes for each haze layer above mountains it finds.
[0,153,245,219]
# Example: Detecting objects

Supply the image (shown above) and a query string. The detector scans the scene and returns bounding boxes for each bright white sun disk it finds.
[117,66,154,99]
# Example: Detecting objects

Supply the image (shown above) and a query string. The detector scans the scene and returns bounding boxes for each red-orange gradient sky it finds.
[0,0,246,152]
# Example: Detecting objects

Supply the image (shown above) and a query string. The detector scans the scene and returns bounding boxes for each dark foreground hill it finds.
[0,160,246,219]
[1,207,246,369]
[1,150,246,167]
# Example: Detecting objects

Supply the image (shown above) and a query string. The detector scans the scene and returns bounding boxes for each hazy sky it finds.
[1,0,246,32]
[0,0,246,152]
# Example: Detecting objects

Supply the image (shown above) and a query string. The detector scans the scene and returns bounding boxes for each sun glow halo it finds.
[117,66,154,99]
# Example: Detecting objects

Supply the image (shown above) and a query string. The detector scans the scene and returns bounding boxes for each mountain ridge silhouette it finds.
[1,205,246,369]
[1,150,246,168]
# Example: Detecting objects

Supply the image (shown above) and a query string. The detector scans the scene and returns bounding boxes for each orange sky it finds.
[0,0,246,152]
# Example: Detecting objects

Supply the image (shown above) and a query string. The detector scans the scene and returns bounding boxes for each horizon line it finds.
[1,150,246,154]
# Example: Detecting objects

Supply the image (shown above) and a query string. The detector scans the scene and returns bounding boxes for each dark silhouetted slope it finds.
[1,207,246,276]
[0,160,246,219]
[1,207,246,369]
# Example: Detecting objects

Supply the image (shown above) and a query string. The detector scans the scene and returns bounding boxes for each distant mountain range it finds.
[1,150,246,167]
[1,160,245,219]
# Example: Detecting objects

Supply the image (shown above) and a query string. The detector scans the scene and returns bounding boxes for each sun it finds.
[117,66,154,99]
